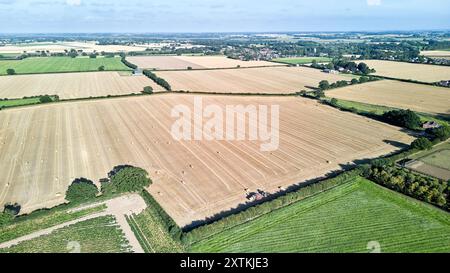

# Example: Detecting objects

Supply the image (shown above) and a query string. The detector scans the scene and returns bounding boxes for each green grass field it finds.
[410,142,450,170]
[127,208,185,253]
[0,56,131,75]
[420,150,450,171]
[0,96,59,108]
[0,204,106,244]
[0,216,131,253]
[190,177,450,253]
[274,57,332,64]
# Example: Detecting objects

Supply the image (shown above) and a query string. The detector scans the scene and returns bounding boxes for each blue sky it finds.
[0,0,449,33]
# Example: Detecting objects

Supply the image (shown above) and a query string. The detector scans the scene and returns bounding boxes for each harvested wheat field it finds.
[361,60,450,83]
[126,56,282,70]
[0,41,149,54]
[0,72,164,100]
[157,66,352,94]
[421,51,450,57]
[0,94,414,226]
[327,80,450,115]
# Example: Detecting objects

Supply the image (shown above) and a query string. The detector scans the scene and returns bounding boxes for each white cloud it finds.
[367,0,382,6]
[66,0,81,6]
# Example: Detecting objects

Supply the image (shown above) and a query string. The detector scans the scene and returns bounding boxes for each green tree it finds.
[102,167,152,195]
[359,76,369,84]
[315,90,325,98]
[6,68,15,75]
[66,178,99,203]
[351,78,359,85]
[411,137,433,150]
[428,126,450,141]
[329,98,339,106]
[98,65,105,71]
[39,95,53,103]
[382,109,421,129]
[143,86,153,94]
[357,62,371,75]
[318,80,330,91]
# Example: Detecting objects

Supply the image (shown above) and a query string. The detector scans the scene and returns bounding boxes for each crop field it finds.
[327,80,450,116]
[405,142,450,181]
[0,94,414,226]
[421,50,450,57]
[0,204,106,244]
[274,57,332,64]
[0,72,164,100]
[190,177,450,253]
[360,60,450,83]
[156,67,352,94]
[0,41,149,54]
[126,56,282,70]
[0,216,132,253]
[127,208,185,253]
[0,56,131,75]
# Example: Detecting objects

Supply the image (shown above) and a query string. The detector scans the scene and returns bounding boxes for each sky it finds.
[0,0,449,33]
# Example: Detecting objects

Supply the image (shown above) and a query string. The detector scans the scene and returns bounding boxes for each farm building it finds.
[422,121,441,129]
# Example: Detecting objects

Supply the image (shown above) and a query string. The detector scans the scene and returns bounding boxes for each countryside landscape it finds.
[0,0,449,262]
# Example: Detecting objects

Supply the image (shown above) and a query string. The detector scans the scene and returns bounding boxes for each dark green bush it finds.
[66,178,99,203]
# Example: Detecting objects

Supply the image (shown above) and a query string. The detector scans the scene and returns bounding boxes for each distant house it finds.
[133,68,143,76]
[438,80,450,87]
[323,69,339,74]
[422,121,441,129]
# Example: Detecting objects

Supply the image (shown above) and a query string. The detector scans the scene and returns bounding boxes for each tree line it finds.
[143,70,172,91]
[363,162,449,210]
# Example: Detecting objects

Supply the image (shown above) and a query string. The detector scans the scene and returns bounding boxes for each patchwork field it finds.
[327,80,450,115]
[156,66,352,94]
[0,94,414,226]
[360,60,450,83]
[191,178,450,253]
[0,72,164,100]
[0,56,131,75]
[126,56,282,70]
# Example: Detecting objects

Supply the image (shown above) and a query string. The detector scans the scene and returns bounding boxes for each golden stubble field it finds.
[0,72,164,99]
[0,41,150,54]
[361,60,450,83]
[156,66,353,94]
[421,51,450,57]
[327,80,450,115]
[126,56,283,70]
[0,94,414,226]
